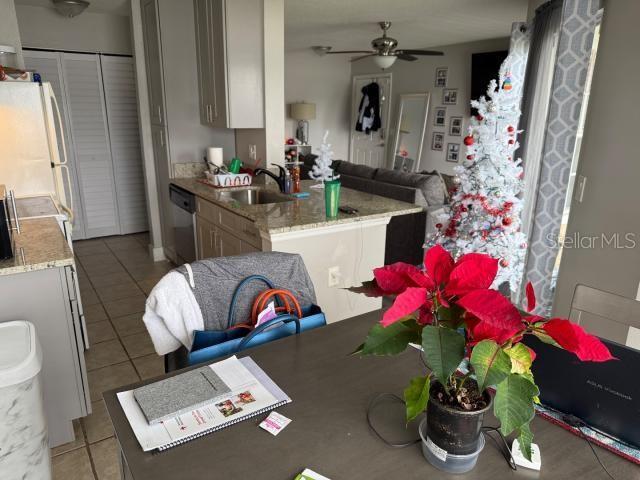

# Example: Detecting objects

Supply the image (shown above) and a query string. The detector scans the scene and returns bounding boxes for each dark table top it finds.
[104,311,640,479]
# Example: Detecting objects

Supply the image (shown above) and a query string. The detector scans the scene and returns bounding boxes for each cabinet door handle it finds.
[159,129,164,147]
[9,189,20,234]
[157,105,162,121]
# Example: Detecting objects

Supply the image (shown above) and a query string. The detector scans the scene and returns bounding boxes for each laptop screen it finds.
[524,335,640,449]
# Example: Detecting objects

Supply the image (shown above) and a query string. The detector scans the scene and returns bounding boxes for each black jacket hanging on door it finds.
[355,82,381,133]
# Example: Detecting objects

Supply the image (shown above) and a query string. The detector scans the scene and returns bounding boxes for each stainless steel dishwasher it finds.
[169,184,196,264]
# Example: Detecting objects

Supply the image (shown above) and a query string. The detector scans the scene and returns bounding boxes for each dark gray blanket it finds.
[175,252,316,331]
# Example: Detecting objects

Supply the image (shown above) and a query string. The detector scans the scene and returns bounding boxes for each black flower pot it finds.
[425,382,493,455]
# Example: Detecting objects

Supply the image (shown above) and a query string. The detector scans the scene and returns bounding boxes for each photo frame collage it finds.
[431,66,461,163]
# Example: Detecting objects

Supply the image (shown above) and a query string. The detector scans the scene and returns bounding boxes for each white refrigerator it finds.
[0,81,73,220]
[0,81,89,350]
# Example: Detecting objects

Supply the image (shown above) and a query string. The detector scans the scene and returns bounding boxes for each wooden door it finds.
[61,53,120,238]
[217,226,242,257]
[101,55,149,235]
[196,215,216,259]
[22,50,87,239]
[141,0,165,126]
[194,0,212,125]
[208,0,227,128]
[349,74,392,168]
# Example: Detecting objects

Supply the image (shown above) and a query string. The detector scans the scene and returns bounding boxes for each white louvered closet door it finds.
[62,53,121,238]
[101,56,149,234]
[22,50,88,239]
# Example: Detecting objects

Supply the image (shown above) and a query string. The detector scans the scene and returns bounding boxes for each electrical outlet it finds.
[328,266,341,287]
[636,281,640,301]
[249,144,257,162]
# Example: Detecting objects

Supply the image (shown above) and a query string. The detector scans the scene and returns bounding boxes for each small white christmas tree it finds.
[430,57,527,293]
[309,131,339,182]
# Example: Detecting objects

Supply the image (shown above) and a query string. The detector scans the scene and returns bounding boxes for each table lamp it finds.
[290,102,316,145]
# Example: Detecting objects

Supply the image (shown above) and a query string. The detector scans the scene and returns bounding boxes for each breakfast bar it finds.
[170,178,424,322]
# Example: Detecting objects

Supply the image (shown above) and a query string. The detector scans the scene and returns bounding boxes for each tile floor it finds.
[51,232,173,480]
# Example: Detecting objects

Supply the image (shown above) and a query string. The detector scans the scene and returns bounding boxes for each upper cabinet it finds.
[141,0,165,126]
[194,0,265,129]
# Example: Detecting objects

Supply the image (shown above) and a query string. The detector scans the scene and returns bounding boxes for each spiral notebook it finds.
[117,356,291,451]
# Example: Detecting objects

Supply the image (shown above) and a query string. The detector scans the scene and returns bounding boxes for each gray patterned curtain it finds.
[520,0,602,314]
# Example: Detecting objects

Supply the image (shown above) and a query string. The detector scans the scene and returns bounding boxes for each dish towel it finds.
[143,271,204,355]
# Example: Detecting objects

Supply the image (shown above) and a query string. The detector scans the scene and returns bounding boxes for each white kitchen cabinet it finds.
[0,266,91,447]
[141,0,166,126]
[193,0,264,129]
[151,124,174,253]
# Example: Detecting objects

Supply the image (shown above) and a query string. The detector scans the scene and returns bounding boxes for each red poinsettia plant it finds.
[353,245,613,460]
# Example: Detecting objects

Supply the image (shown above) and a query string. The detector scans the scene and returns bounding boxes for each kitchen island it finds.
[0,217,90,447]
[170,178,424,322]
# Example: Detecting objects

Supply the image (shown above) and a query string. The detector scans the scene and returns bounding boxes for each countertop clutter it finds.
[0,217,74,276]
[170,178,424,235]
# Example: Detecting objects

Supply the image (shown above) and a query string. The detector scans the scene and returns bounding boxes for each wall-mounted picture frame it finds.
[434,107,446,127]
[449,116,463,136]
[443,88,458,105]
[435,67,448,88]
[432,132,444,151]
[446,143,460,162]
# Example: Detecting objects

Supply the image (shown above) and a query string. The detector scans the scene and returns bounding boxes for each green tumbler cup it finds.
[229,157,242,174]
[324,179,341,218]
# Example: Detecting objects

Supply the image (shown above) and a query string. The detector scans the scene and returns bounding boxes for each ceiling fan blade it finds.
[326,50,375,55]
[396,49,444,56]
[350,54,376,62]
[396,53,418,61]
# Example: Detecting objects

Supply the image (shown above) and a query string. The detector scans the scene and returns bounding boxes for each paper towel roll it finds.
[206,147,224,168]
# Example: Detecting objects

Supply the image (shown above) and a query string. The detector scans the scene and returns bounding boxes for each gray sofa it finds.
[301,156,448,265]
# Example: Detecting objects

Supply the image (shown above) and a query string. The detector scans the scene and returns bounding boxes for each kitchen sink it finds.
[218,188,293,205]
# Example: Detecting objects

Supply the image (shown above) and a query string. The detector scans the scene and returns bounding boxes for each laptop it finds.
[524,335,640,449]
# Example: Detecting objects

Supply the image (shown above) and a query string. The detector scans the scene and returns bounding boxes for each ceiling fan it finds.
[314,21,443,69]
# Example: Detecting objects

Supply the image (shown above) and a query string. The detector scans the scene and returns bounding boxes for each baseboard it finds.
[148,244,166,262]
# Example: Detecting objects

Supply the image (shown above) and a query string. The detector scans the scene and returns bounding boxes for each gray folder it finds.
[133,366,231,424]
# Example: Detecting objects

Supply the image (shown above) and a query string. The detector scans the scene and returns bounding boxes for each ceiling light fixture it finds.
[373,55,397,70]
[0,45,17,55]
[311,46,332,57]
[52,0,90,18]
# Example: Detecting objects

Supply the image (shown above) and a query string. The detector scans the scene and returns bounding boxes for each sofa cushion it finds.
[374,169,445,206]
[334,161,377,179]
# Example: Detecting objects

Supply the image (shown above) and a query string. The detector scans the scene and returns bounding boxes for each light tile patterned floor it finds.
[51,232,171,480]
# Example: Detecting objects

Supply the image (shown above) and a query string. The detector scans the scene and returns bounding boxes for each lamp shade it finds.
[373,55,397,69]
[290,102,316,121]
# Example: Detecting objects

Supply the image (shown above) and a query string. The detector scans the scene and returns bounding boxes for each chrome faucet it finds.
[254,164,287,193]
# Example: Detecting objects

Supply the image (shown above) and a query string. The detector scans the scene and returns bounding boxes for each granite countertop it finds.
[0,217,74,276]
[170,178,424,235]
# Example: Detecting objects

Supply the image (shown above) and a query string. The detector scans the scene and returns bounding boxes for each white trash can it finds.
[0,321,51,480]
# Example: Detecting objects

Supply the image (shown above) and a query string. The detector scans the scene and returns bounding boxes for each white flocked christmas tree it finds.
[309,131,339,183]
[430,56,527,293]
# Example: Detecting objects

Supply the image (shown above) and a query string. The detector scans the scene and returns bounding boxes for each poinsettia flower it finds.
[525,281,536,312]
[424,245,455,286]
[380,287,430,327]
[458,289,523,344]
[542,319,614,362]
[373,262,429,294]
[446,253,499,298]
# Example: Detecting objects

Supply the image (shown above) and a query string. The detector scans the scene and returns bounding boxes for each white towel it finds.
[143,271,204,355]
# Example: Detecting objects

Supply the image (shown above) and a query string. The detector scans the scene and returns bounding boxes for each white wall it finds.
[351,37,510,175]
[15,5,132,55]
[0,0,24,68]
[284,49,351,160]
[553,0,640,316]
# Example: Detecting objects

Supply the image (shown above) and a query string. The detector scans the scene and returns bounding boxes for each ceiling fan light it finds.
[373,55,397,69]
[53,0,90,18]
